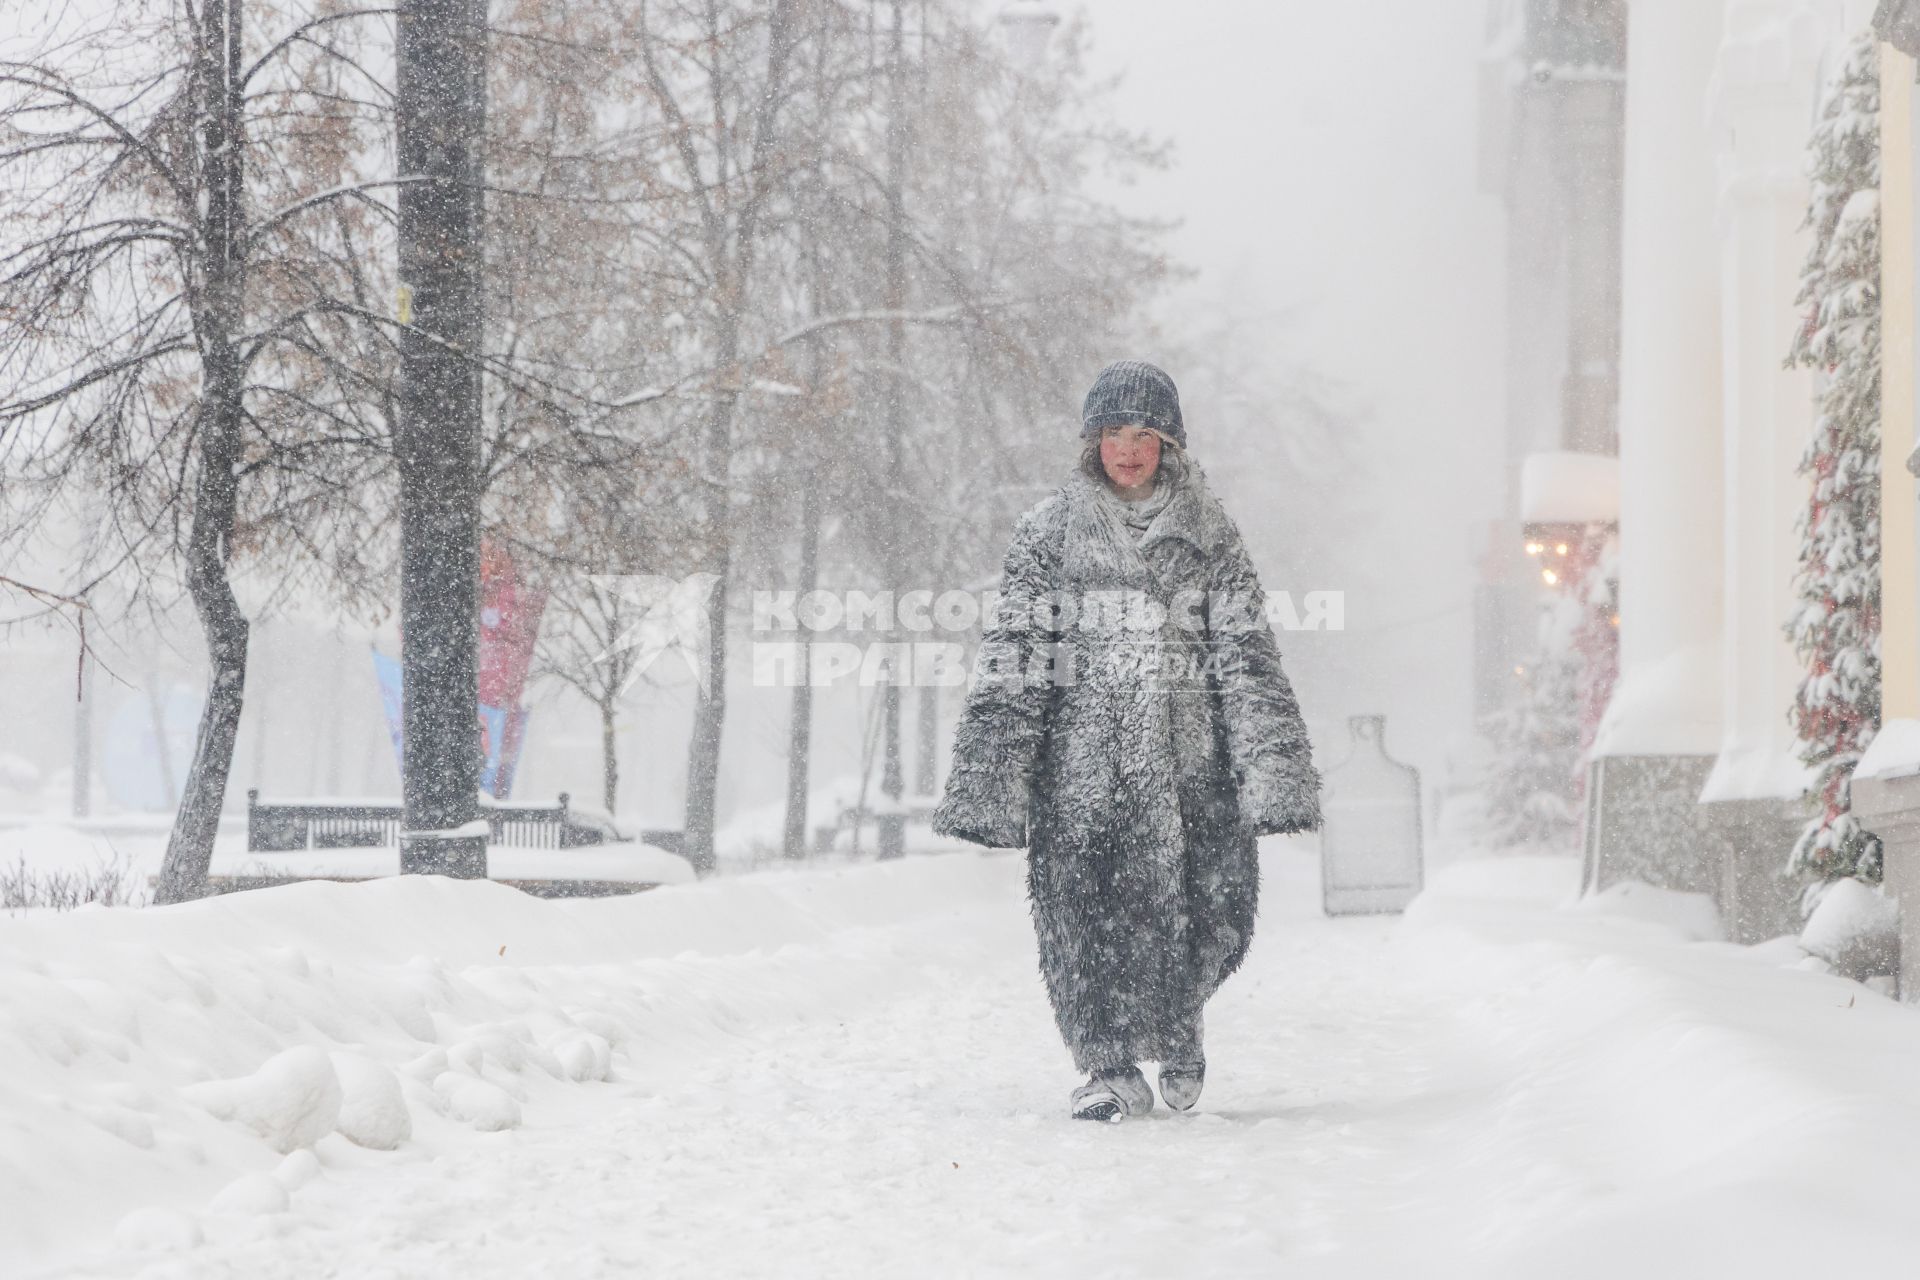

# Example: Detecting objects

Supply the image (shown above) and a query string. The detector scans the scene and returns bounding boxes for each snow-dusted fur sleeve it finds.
[932,501,1063,848]
[1209,527,1322,836]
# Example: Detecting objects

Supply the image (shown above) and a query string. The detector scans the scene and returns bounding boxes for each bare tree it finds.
[699,2,1176,862]
[589,0,809,875]
[535,577,640,814]
[0,1,405,901]
[817,6,1176,829]
[3,0,1179,888]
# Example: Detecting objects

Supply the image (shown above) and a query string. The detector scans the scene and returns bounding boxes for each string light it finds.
[1542,569,1559,586]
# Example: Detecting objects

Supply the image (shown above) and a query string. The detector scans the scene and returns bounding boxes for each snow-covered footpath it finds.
[7,844,1920,1279]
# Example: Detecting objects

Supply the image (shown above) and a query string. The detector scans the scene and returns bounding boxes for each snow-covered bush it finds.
[1786,35,1883,888]
[0,852,140,912]
[1480,524,1617,855]
[1800,877,1900,981]
[1482,591,1586,852]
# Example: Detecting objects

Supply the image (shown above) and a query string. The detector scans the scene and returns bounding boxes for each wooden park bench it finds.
[173,792,696,898]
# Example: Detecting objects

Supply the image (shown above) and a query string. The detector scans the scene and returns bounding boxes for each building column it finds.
[1585,0,1730,898]
[1696,2,1823,941]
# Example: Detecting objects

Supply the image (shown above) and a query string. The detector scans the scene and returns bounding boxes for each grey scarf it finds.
[1099,477,1175,544]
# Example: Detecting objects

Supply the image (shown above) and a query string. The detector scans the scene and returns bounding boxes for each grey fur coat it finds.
[933,459,1321,1072]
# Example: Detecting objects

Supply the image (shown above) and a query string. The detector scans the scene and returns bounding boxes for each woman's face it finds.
[1099,423,1162,491]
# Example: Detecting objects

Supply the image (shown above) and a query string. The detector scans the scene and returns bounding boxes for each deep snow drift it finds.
[6,840,1920,1278]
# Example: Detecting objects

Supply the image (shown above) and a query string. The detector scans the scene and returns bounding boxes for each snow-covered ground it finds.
[0,815,695,906]
[7,839,1920,1278]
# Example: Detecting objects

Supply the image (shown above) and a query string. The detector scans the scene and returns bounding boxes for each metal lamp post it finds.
[394,0,488,878]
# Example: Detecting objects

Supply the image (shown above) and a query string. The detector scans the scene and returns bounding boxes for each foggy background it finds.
[1082,0,1505,796]
[0,0,1508,854]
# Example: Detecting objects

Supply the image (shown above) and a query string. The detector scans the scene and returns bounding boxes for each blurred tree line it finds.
[0,0,1170,888]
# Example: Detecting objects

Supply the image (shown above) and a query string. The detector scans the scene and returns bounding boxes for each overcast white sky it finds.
[1079,0,1508,772]
[0,1,1513,806]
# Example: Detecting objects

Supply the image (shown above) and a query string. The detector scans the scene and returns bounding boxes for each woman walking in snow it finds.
[933,360,1321,1123]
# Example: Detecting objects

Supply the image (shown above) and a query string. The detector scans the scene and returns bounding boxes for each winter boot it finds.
[1070,1066,1155,1123]
[1158,1059,1206,1112]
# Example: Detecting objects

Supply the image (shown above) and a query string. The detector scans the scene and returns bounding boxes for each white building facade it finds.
[1588,0,1881,940]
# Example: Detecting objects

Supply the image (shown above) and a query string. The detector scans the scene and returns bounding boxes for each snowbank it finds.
[0,818,696,909]
[1402,858,1920,1279]
[16,846,1920,1277]
[0,851,1013,1271]
[203,842,698,888]
[1572,877,1724,941]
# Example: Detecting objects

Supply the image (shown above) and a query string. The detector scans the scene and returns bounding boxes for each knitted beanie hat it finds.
[1081,360,1185,447]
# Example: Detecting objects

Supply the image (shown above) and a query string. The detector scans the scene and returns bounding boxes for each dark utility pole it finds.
[395,0,487,876]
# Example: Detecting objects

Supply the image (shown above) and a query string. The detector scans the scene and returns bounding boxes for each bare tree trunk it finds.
[682,371,734,877]
[395,0,488,876]
[71,647,92,819]
[157,0,249,905]
[601,696,619,814]
[679,0,799,877]
[683,630,726,871]
[782,471,822,859]
[916,684,937,796]
[876,0,909,860]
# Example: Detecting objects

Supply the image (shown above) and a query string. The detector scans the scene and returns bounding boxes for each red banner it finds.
[478,540,547,797]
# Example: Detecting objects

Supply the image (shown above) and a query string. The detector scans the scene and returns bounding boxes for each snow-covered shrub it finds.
[0,852,140,912]
[1786,35,1882,887]
[1800,876,1900,982]
[1481,593,1586,852]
